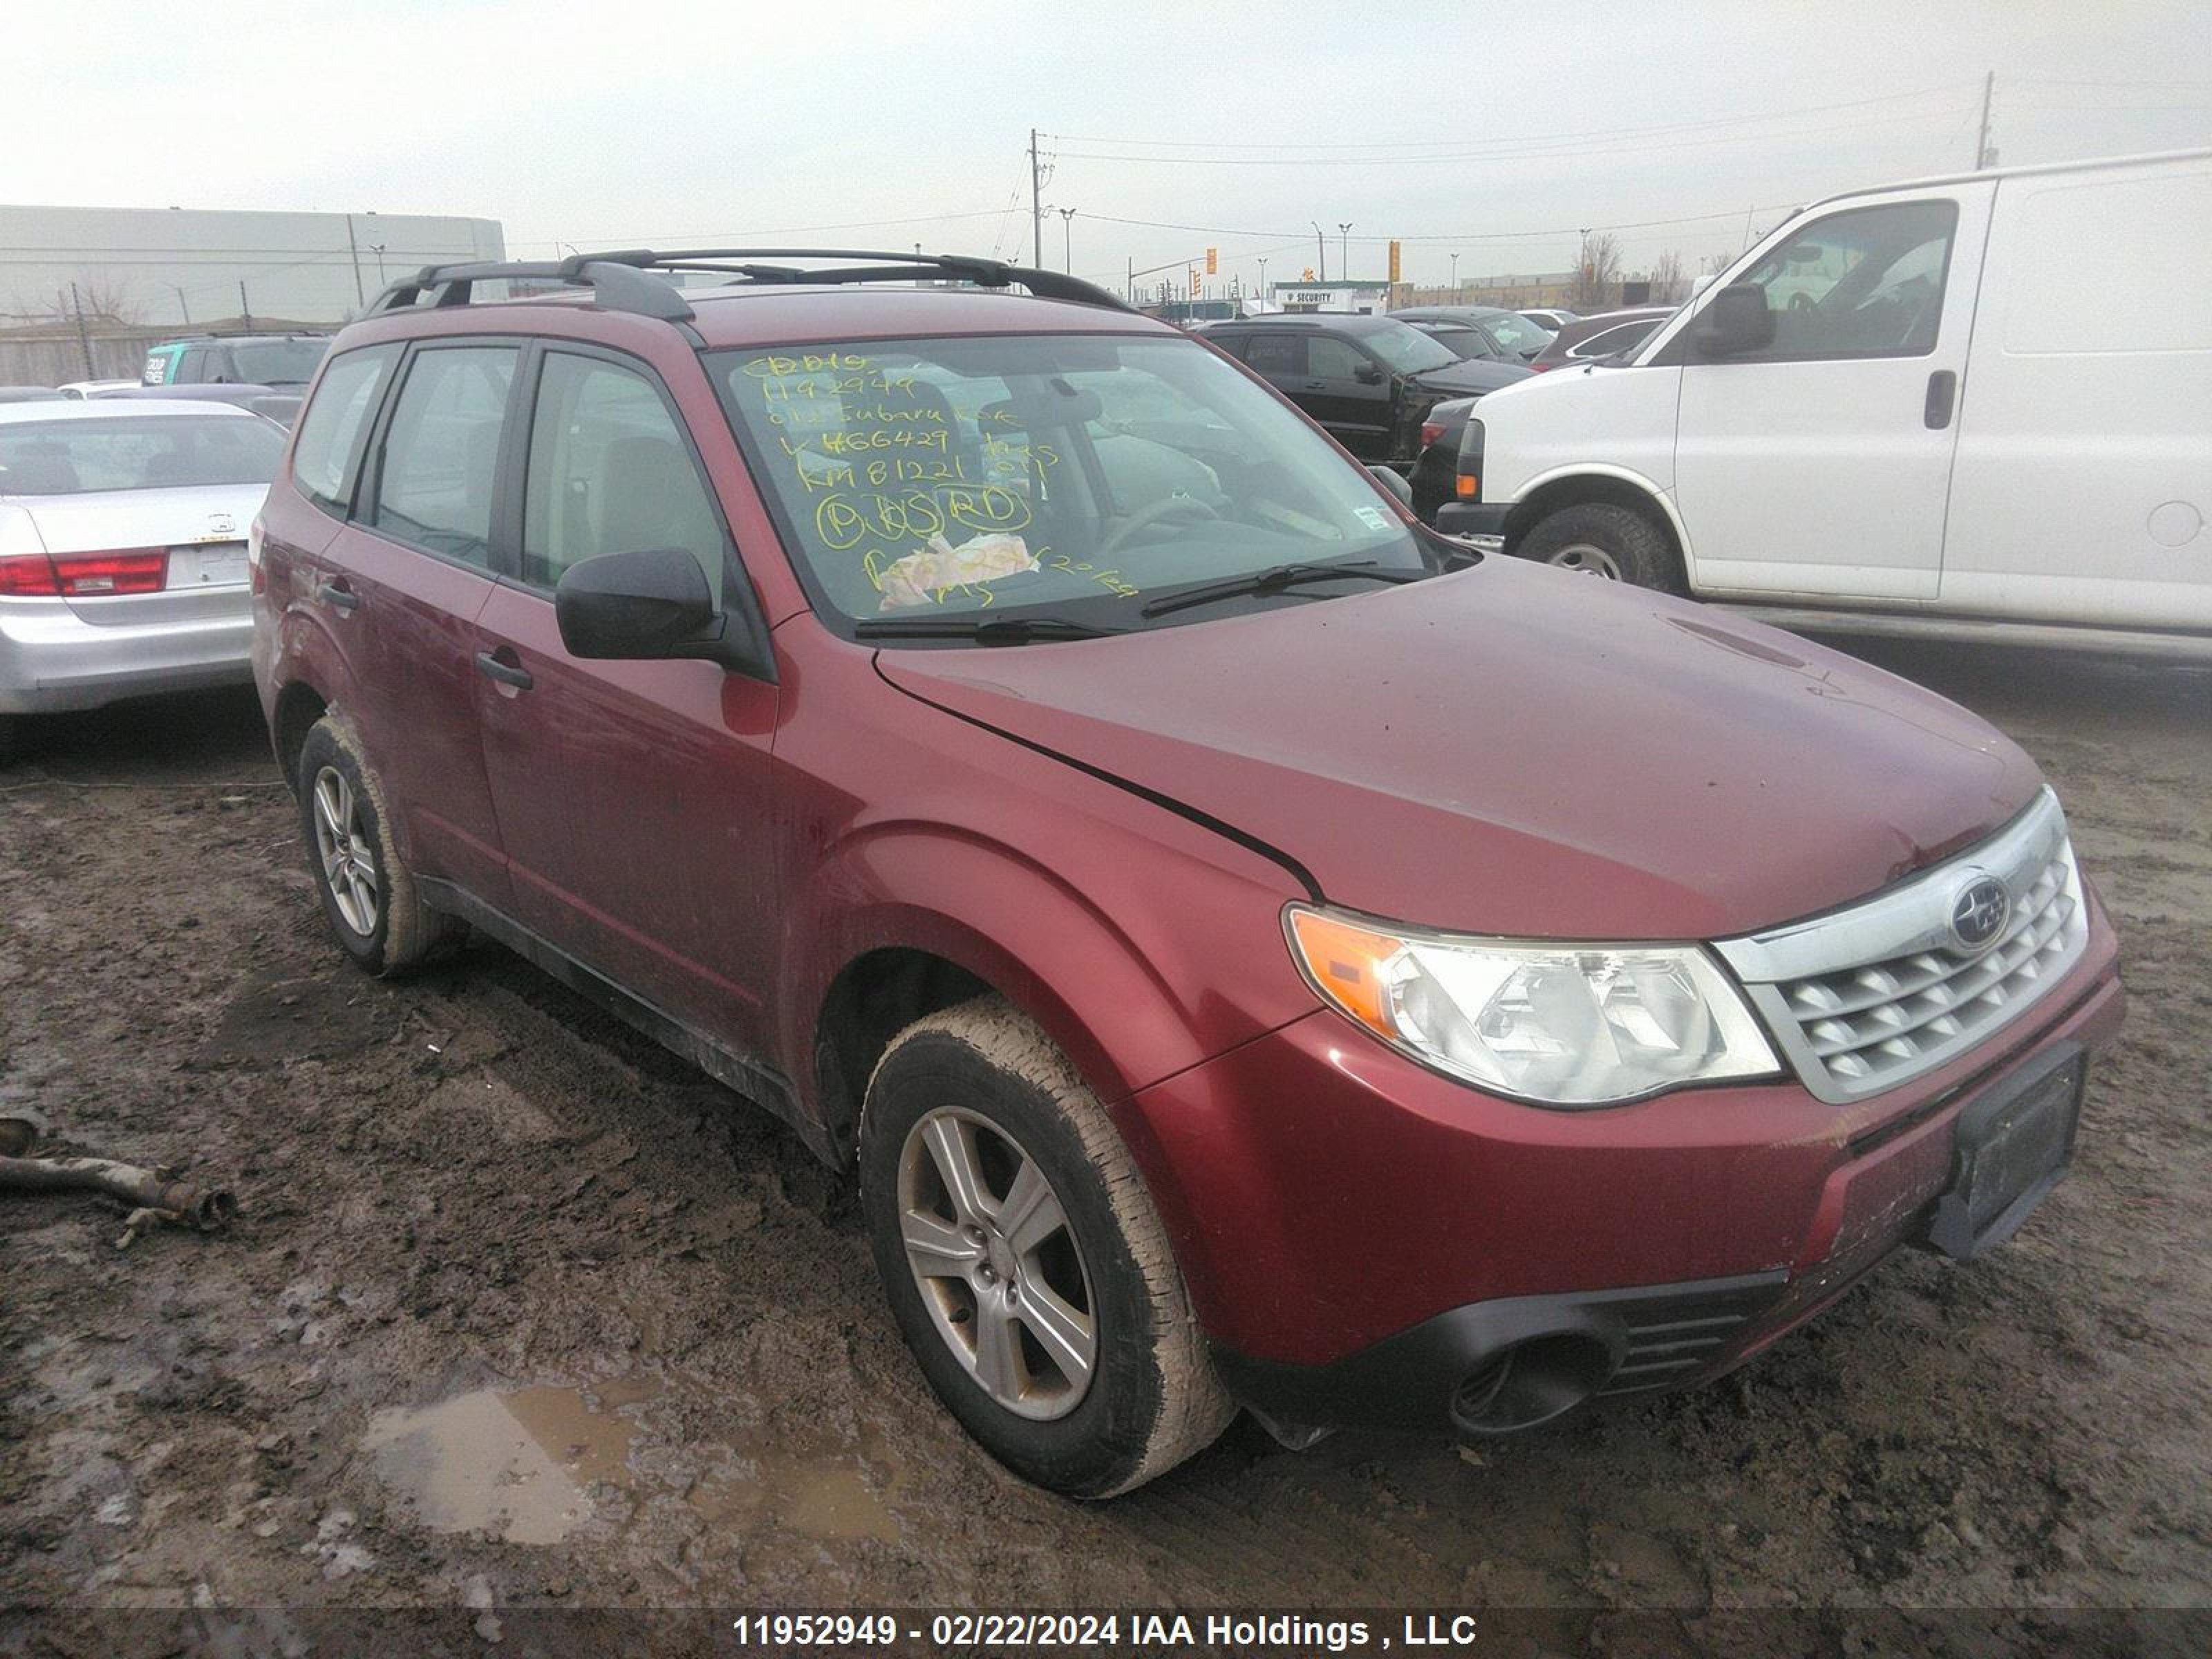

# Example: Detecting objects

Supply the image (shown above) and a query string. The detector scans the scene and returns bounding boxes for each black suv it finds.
[1200,314,1530,467]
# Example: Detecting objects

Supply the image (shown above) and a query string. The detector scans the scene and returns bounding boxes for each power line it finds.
[1051,107,1978,169]
[1077,204,1802,246]
[1042,84,1975,153]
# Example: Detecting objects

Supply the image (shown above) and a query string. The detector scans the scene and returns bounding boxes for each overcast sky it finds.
[12,0,2209,295]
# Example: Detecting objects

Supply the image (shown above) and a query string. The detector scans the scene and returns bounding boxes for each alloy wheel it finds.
[896,1106,1098,1421]
[311,765,379,936]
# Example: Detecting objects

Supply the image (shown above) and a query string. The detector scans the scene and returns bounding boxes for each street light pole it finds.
[1338,222,1353,282]
[1257,257,1268,307]
[1311,221,1327,283]
[1058,206,1076,273]
[1450,252,1459,296]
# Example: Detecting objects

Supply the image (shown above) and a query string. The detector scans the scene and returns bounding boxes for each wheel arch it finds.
[1504,469,1696,583]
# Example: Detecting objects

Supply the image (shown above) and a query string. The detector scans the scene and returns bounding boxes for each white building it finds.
[0,204,505,329]
[1267,279,1394,315]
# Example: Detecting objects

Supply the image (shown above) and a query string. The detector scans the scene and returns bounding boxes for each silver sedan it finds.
[0,400,285,761]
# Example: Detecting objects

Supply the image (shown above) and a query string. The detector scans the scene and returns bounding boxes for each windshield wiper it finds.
[852,615,1127,645]
[1138,559,1426,619]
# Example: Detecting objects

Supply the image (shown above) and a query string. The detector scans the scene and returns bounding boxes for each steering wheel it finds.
[1099,495,1220,559]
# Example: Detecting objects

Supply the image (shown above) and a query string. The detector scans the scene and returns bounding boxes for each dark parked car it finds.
[1200,313,1530,465]
[1409,395,1480,524]
[1528,306,1675,372]
[142,332,328,389]
[254,247,2122,1498]
[1390,305,1555,363]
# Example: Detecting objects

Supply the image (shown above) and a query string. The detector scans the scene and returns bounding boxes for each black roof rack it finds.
[363,248,1131,324]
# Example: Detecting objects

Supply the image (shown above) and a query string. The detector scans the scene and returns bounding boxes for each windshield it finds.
[1360,321,1460,375]
[1477,312,1553,357]
[227,339,328,385]
[0,414,284,495]
[710,333,1432,631]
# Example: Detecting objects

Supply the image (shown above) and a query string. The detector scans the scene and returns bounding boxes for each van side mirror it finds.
[556,547,724,662]
[1693,283,1776,357]
[1353,362,1387,385]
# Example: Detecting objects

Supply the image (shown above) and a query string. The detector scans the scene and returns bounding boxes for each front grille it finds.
[1714,791,2088,1105]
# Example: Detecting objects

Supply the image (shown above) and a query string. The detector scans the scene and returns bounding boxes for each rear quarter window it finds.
[291,345,400,515]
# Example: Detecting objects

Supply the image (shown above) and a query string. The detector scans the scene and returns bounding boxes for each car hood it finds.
[874,559,2044,940]
[1411,359,1535,396]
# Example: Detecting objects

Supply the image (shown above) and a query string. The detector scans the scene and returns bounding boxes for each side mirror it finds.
[1367,465,1414,509]
[1353,362,1387,386]
[1693,283,1775,357]
[556,547,724,662]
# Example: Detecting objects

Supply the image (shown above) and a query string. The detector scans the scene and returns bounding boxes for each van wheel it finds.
[0,714,31,768]
[859,997,1235,1497]
[1519,502,1683,593]
[294,715,458,976]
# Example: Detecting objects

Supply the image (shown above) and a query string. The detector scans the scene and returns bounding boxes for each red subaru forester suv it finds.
[251,250,2124,1497]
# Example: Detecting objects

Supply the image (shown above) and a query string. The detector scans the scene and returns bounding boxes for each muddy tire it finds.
[294,715,458,976]
[1519,500,1684,593]
[859,997,1234,1497]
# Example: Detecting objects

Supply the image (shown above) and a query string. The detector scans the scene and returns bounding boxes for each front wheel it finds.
[1518,501,1684,593]
[859,997,1234,1497]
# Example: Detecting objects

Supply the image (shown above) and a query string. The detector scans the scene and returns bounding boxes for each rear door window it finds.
[291,345,400,515]
[368,345,517,568]
[520,352,726,602]
[1241,335,1305,377]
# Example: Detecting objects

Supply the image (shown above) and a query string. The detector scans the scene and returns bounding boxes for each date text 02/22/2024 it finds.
[727,1611,1488,1650]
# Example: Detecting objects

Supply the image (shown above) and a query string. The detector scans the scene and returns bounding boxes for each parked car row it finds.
[229,244,2122,1501]
[1196,313,1531,467]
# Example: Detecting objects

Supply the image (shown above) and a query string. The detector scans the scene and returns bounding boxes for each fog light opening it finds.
[1450,1333,1612,1436]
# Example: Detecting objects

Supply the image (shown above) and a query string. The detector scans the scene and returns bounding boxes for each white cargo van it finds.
[1438,149,2212,655]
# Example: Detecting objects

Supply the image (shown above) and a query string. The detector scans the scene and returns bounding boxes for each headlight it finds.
[1285,905,1779,1107]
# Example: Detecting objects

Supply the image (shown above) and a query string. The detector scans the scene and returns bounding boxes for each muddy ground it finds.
[1,637,2207,1655]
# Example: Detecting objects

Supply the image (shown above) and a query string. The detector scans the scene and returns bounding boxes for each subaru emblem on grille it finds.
[1949,875,2012,953]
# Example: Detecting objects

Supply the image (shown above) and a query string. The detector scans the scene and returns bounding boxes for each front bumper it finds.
[1431,499,1510,547]
[1116,890,2123,1434]
[0,594,252,714]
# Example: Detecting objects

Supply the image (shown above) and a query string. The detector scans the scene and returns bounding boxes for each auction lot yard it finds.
[2,637,2206,1649]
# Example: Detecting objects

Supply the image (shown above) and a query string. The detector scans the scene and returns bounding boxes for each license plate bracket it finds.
[1924,1042,2084,1262]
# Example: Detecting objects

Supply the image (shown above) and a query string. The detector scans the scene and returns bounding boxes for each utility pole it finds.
[66,284,94,379]
[345,213,365,306]
[1311,221,1327,282]
[1029,129,1044,268]
[239,282,253,330]
[1057,206,1076,272]
[175,285,191,325]
[1974,71,1995,169]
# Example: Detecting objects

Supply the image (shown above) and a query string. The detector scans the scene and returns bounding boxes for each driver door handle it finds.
[1924,369,1958,431]
[315,579,358,614]
[474,650,534,691]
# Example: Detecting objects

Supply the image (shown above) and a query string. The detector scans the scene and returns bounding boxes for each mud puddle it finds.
[363,1378,904,1550]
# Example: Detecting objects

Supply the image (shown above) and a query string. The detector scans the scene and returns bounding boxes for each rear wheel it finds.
[1519,501,1683,593]
[294,715,458,975]
[859,997,1233,1497]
